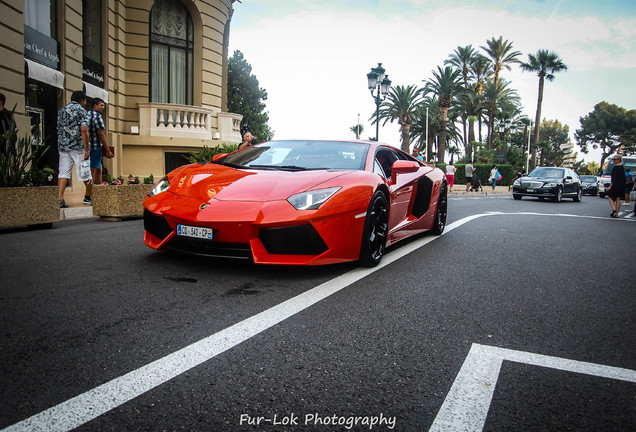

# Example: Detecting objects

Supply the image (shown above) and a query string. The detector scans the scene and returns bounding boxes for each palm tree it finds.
[423,66,463,163]
[468,54,492,143]
[350,123,364,139]
[520,49,567,169]
[481,79,521,148]
[481,36,522,89]
[376,85,422,152]
[445,45,477,145]
[410,97,441,162]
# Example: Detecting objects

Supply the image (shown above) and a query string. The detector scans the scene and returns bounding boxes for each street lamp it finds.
[367,63,391,141]
[526,120,533,173]
[497,119,517,163]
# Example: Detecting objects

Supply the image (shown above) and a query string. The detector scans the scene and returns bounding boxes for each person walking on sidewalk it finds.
[489,164,499,190]
[57,90,92,208]
[606,155,625,218]
[465,160,474,191]
[445,162,456,191]
[88,98,113,185]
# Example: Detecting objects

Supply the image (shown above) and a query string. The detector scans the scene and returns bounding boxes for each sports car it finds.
[143,140,447,266]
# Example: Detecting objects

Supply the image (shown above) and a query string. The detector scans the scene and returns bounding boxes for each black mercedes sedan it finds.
[580,175,600,196]
[512,167,582,202]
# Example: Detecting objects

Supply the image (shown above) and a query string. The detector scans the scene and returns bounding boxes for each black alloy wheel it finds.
[359,190,389,267]
[431,183,447,235]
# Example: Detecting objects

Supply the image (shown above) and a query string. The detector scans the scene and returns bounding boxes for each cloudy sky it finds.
[228,0,636,163]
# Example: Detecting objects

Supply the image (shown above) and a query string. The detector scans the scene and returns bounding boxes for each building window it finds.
[150,0,193,105]
[24,0,56,37]
[83,0,101,62]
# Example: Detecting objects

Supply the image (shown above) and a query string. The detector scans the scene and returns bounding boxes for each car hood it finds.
[168,164,352,202]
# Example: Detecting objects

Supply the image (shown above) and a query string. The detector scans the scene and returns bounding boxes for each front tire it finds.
[513,194,522,200]
[359,191,389,267]
[431,183,447,235]
[573,187,582,202]
[553,187,563,202]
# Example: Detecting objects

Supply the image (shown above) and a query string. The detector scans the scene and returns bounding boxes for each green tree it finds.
[575,102,636,167]
[423,66,463,163]
[536,119,569,166]
[481,79,520,147]
[520,49,568,169]
[376,84,423,152]
[445,45,477,145]
[480,36,522,89]
[350,123,364,139]
[227,50,273,142]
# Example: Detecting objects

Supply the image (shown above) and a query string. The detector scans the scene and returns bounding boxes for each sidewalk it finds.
[449,184,511,195]
[59,190,95,221]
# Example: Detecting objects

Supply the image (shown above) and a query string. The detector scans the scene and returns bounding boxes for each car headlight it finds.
[287,187,341,210]
[543,182,557,188]
[148,177,170,197]
[514,179,521,186]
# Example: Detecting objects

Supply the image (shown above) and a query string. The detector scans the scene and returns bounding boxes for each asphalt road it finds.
[1,193,634,431]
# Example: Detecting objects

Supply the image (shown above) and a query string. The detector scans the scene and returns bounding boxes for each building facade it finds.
[1,0,241,189]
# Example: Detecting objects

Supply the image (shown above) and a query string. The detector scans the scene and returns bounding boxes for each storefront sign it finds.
[83,57,105,87]
[24,26,59,70]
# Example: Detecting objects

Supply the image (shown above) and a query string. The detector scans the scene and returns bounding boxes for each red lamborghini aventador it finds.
[143,140,447,266]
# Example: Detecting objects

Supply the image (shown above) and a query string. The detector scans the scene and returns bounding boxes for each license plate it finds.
[177,224,213,240]
[527,188,535,192]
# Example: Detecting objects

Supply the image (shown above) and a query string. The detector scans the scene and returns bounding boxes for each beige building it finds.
[1,0,242,190]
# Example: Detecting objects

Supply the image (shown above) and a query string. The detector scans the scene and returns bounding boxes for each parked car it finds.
[580,175,600,196]
[143,140,448,266]
[512,167,582,202]
[599,155,636,198]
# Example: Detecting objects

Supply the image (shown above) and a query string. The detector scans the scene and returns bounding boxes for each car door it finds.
[374,147,419,232]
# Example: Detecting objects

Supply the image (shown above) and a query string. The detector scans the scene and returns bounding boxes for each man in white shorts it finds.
[57,90,92,208]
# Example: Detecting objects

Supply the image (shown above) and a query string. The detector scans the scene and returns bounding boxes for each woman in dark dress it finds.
[607,155,626,218]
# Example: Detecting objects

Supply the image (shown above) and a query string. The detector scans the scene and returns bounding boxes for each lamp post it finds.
[367,63,391,141]
[526,120,533,173]
[498,119,516,163]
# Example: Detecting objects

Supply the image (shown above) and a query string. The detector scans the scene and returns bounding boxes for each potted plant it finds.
[0,114,58,229]
[91,174,154,221]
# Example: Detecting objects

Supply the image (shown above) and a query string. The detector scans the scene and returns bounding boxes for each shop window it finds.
[83,0,102,62]
[150,0,193,105]
[24,0,56,37]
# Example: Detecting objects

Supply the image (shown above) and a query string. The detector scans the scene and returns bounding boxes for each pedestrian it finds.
[57,90,92,208]
[0,93,15,136]
[238,132,254,149]
[606,155,625,218]
[465,160,475,191]
[412,148,424,161]
[489,164,499,190]
[88,98,113,185]
[510,169,523,191]
[445,162,456,191]
[624,167,634,205]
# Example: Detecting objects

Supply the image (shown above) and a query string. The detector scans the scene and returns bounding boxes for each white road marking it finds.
[429,344,636,432]
[2,211,629,431]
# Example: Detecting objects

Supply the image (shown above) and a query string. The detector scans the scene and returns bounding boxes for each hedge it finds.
[437,163,515,186]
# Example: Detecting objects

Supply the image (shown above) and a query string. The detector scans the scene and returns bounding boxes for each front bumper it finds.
[143,192,368,265]
[512,185,558,198]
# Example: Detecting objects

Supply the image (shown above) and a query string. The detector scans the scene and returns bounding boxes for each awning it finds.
[25,59,65,89]
[83,81,109,104]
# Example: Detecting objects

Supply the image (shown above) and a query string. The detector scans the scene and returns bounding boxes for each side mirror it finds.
[391,160,420,183]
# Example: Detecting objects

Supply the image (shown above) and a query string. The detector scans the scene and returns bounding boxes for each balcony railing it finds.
[138,102,242,142]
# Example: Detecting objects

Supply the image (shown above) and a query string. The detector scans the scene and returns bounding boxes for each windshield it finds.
[528,167,565,179]
[580,175,597,182]
[603,157,636,175]
[215,140,370,171]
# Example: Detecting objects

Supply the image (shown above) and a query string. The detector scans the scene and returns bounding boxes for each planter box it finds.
[0,186,59,229]
[92,184,153,221]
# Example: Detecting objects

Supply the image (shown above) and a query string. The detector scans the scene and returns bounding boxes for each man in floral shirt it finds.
[57,90,92,208]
